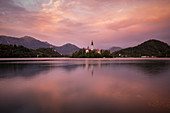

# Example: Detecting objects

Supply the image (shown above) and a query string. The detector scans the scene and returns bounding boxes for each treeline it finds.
[0,44,61,58]
[72,49,112,58]
[112,47,170,57]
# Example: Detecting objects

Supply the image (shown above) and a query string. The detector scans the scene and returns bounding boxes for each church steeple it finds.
[91,40,94,51]
[91,40,93,45]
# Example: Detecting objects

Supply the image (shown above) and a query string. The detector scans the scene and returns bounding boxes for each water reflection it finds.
[1,60,170,78]
[0,63,50,78]
[0,59,170,113]
[0,63,81,78]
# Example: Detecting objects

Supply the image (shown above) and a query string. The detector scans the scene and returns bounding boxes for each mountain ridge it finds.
[0,35,80,55]
[109,46,122,53]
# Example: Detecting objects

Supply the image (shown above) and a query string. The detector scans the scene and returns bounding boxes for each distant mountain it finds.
[112,39,170,57]
[56,43,80,55]
[0,35,80,55]
[0,36,52,49]
[109,47,122,53]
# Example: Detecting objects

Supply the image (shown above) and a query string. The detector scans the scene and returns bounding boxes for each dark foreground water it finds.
[0,58,170,113]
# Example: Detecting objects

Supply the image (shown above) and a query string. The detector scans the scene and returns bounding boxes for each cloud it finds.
[0,0,27,13]
[0,0,170,48]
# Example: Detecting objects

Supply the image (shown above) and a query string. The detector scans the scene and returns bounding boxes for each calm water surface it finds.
[0,58,170,113]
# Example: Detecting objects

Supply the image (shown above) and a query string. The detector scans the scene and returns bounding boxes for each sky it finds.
[0,0,170,49]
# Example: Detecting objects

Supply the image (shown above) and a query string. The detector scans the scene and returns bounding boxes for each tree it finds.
[0,44,61,58]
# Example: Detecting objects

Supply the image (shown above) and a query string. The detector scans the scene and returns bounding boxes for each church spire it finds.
[91,40,94,51]
[91,40,93,46]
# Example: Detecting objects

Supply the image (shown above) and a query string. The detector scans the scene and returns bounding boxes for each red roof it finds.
[95,49,100,51]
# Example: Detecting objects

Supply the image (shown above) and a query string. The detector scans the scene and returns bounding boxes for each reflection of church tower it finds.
[91,40,94,51]
[91,64,94,77]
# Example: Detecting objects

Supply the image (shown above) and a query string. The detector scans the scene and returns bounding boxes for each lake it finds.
[0,58,170,113]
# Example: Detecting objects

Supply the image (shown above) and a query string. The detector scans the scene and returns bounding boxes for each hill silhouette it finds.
[112,39,170,57]
[0,44,61,58]
[0,35,80,55]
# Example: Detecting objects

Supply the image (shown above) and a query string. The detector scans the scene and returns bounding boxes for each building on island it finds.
[86,41,100,54]
[95,49,100,54]
[86,46,90,53]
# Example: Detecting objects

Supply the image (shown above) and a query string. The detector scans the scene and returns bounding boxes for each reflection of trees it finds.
[57,64,82,72]
[127,62,170,76]
[0,63,51,78]
[113,60,170,76]
[0,63,82,78]
[0,60,169,78]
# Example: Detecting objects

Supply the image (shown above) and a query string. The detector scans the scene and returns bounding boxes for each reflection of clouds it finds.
[0,62,170,113]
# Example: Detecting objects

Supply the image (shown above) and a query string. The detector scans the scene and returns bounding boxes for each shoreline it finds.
[0,57,170,61]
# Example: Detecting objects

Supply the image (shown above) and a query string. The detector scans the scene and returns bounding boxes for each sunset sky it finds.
[0,0,170,49]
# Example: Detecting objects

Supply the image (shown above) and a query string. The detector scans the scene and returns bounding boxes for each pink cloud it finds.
[0,0,170,48]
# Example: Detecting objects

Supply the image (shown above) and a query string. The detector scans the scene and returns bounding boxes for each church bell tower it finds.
[91,40,94,51]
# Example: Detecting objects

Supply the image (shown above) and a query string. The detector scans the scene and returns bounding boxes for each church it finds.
[86,41,100,54]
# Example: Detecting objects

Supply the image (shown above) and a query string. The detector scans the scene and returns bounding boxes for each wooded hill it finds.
[0,44,61,58]
[112,39,170,57]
